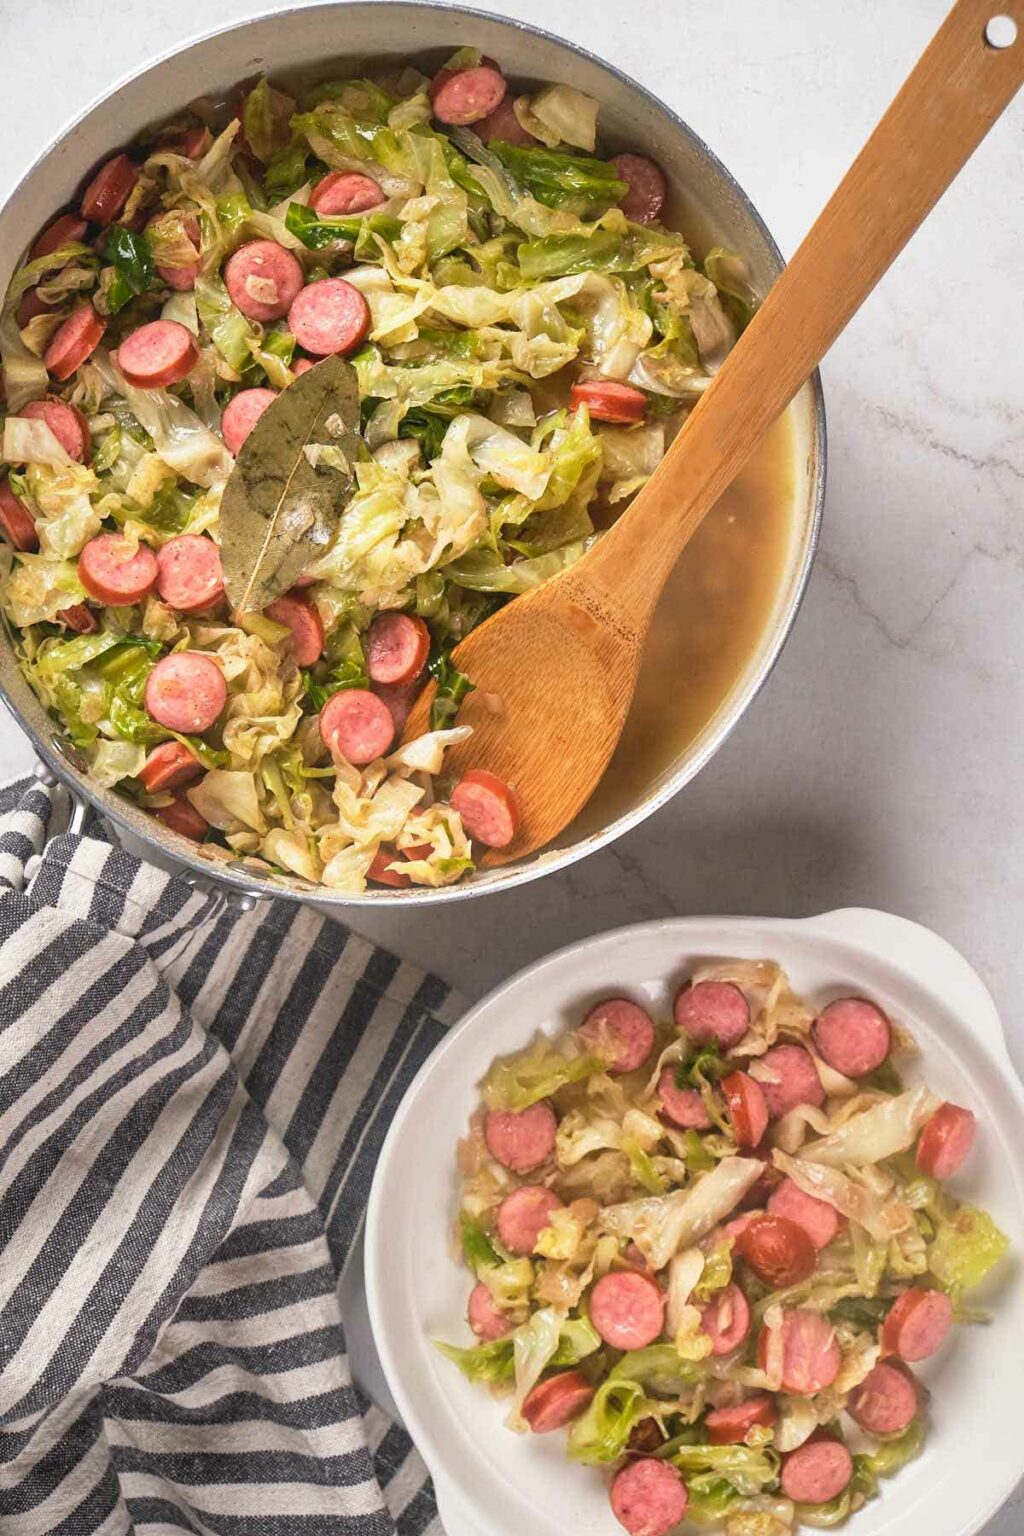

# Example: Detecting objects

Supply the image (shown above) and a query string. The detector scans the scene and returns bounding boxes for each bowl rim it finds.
[0,0,826,908]
[364,907,1024,1536]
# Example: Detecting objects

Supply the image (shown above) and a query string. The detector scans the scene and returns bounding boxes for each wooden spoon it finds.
[404,0,1023,864]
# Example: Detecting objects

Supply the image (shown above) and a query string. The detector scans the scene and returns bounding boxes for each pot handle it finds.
[29,756,263,917]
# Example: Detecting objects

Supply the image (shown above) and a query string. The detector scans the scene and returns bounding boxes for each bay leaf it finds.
[220,354,363,611]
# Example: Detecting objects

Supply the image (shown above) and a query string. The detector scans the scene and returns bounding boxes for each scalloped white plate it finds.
[363,911,1024,1536]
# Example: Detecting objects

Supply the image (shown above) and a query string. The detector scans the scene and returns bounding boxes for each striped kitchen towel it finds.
[0,774,460,1535]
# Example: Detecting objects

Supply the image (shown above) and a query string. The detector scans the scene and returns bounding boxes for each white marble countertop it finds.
[1,1,1022,1523]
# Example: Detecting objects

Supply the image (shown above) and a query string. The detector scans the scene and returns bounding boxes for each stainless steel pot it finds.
[0,2,825,910]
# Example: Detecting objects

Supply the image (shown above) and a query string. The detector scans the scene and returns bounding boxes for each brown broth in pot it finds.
[576,409,797,831]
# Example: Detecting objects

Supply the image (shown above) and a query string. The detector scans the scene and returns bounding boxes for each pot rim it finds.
[0,0,826,908]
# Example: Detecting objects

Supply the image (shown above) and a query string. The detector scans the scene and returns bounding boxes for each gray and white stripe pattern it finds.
[0,778,456,1535]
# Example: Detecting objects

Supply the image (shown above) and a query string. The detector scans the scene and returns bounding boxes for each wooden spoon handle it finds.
[587,0,1024,612]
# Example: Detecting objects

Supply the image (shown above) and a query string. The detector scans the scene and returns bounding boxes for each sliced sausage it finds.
[705,1394,777,1446]
[467,1281,511,1342]
[757,1043,825,1118]
[43,304,106,382]
[309,171,385,215]
[847,1360,918,1436]
[222,387,278,456]
[145,652,227,734]
[430,62,507,126]
[570,379,647,425]
[79,534,158,605]
[589,1270,665,1351]
[156,534,224,613]
[30,213,89,260]
[0,480,38,551]
[881,1287,953,1363]
[118,320,199,389]
[674,979,750,1050]
[164,126,211,159]
[138,741,204,793]
[60,602,98,633]
[224,240,305,322]
[373,679,419,741]
[722,1070,768,1149]
[19,398,91,462]
[610,1458,688,1536]
[80,154,138,225]
[657,1071,712,1130]
[522,1369,594,1432]
[287,277,371,357]
[154,212,200,291]
[781,1437,853,1506]
[578,998,655,1073]
[292,358,316,377]
[476,95,536,146]
[367,846,412,889]
[365,612,431,686]
[156,793,209,842]
[757,1308,841,1395]
[451,770,520,849]
[319,687,395,765]
[699,1281,751,1356]
[484,1101,556,1174]
[265,590,324,666]
[496,1184,564,1256]
[738,1214,816,1289]
[17,288,56,328]
[609,153,668,226]
[813,997,891,1077]
[915,1102,976,1180]
[768,1179,841,1251]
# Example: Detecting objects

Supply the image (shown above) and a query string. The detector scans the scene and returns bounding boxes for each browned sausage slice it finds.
[365,612,431,686]
[578,997,655,1073]
[265,591,324,666]
[430,63,507,126]
[570,379,647,424]
[80,154,138,225]
[156,793,209,842]
[722,1071,768,1148]
[310,171,385,215]
[674,979,750,1049]
[495,1184,564,1255]
[813,996,891,1077]
[610,153,668,225]
[705,1393,777,1445]
[451,770,520,849]
[156,534,224,613]
[467,1281,511,1341]
[847,1360,918,1435]
[484,1101,556,1173]
[915,1102,976,1179]
[60,602,98,634]
[44,305,106,381]
[781,1437,853,1505]
[0,480,38,551]
[610,1458,688,1536]
[881,1287,953,1362]
[145,653,227,734]
[757,1043,825,1118]
[225,240,305,322]
[79,534,158,605]
[139,741,204,793]
[319,688,395,765]
[522,1370,594,1433]
[768,1179,841,1250]
[590,1271,665,1351]
[118,321,199,389]
[31,213,89,260]
[476,96,536,145]
[287,278,371,357]
[19,399,91,462]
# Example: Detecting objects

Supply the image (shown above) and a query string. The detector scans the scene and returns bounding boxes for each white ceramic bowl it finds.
[365,909,1024,1536]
